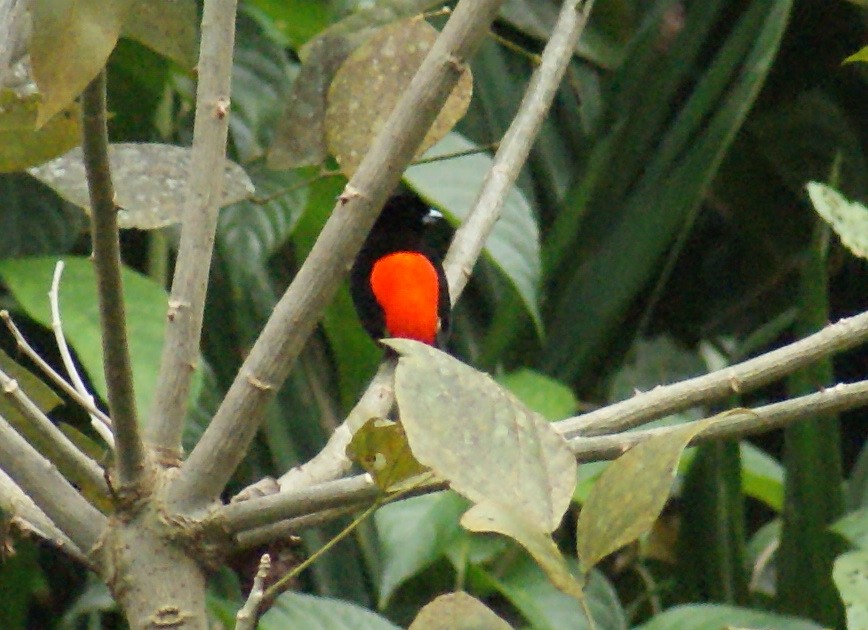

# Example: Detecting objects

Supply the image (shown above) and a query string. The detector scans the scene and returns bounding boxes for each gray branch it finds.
[0,414,106,554]
[164,0,507,515]
[147,0,239,456]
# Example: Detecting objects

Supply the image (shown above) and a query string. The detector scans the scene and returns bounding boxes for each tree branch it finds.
[165,0,507,515]
[443,0,595,297]
[0,364,108,498]
[273,0,596,495]
[227,378,868,544]
[80,71,147,487]
[0,468,87,564]
[146,0,239,456]
[0,414,105,554]
[557,310,868,438]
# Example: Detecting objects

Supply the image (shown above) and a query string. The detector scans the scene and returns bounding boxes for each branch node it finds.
[214,97,230,119]
[338,184,365,205]
[2,378,18,394]
[246,374,275,392]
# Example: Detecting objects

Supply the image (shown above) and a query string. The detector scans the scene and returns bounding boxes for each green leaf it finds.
[832,508,868,549]
[577,420,709,572]
[806,182,868,260]
[31,0,134,126]
[387,339,576,533]
[0,174,86,257]
[406,132,543,332]
[0,90,81,173]
[375,491,469,608]
[0,256,170,420]
[478,555,627,630]
[497,368,577,421]
[461,502,584,601]
[740,441,784,511]
[28,143,254,229]
[844,45,868,64]
[121,0,198,69]
[408,592,511,630]
[833,550,868,630]
[259,592,400,630]
[635,604,825,630]
[346,419,428,491]
[325,16,472,177]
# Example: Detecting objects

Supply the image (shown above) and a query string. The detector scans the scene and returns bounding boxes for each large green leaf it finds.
[405,132,543,331]
[0,256,168,420]
[259,592,400,630]
[375,491,469,608]
[31,0,134,125]
[833,550,868,630]
[408,592,510,630]
[542,0,793,381]
[121,0,198,69]
[0,90,80,173]
[636,604,825,630]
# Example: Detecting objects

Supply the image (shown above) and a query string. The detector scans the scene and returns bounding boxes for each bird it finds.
[350,193,451,348]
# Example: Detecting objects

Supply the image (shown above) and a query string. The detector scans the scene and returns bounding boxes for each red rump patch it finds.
[370,251,440,345]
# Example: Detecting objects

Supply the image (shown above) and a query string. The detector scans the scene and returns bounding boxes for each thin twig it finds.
[0,365,108,497]
[0,414,106,554]
[444,0,596,298]
[557,310,868,438]
[165,0,508,515]
[80,71,146,487]
[147,0,240,455]
[49,262,114,447]
[1,310,114,433]
[235,553,271,630]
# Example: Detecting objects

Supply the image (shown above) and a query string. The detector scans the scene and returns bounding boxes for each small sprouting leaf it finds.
[843,45,868,65]
[576,420,709,572]
[462,502,585,601]
[409,592,511,630]
[0,90,81,173]
[387,339,576,533]
[324,16,472,177]
[28,143,254,229]
[806,182,868,260]
[121,0,198,69]
[31,0,134,126]
[346,418,428,490]
[833,550,868,630]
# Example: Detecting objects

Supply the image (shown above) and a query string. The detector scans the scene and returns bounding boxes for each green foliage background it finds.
[0,0,866,628]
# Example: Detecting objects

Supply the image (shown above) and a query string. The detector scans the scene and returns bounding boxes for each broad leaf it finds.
[28,143,254,229]
[406,132,543,331]
[259,592,400,630]
[409,592,510,630]
[346,418,428,490]
[844,45,868,64]
[462,502,584,600]
[0,90,80,173]
[0,256,170,420]
[387,339,576,533]
[636,604,826,630]
[833,550,868,630]
[497,368,577,421]
[375,491,469,608]
[325,16,472,177]
[832,508,868,549]
[577,420,709,571]
[807,182,868,260]
[31,0,134,126]
[121,0,198,69]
